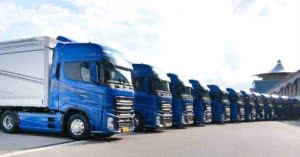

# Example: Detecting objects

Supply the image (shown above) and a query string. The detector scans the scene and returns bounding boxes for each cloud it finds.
[0,0,299,91]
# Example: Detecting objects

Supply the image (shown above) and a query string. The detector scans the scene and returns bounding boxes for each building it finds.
[267,69,300,99]
[250,60,292,93]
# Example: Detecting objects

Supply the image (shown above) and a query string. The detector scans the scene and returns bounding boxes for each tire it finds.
[0,110,19,133]
[134,113,144,132]
[218,113,225,124]
[67,113,91,140]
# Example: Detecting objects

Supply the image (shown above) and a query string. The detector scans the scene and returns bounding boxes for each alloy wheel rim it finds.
[3,115,14,130]
[134,116,140,128]
[70,119,85,135]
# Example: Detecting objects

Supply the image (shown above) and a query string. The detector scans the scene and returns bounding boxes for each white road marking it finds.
[0,141,85,157]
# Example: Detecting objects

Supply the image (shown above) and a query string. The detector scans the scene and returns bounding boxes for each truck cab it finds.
[0,36,135,140]
[189,80,212,125]
[252,92,265,120]
[167,73,194,127]
[288,98,300,120]
[280,96,289,120]
[131,64,172,131]
[207,85,230,123]
[293,99,300,120]
[270,94,282,120]
[226,88,245,122]
[261,94,275,120]
[240,90,256,121]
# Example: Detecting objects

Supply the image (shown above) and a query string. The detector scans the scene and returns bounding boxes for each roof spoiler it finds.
[56,36,78,43]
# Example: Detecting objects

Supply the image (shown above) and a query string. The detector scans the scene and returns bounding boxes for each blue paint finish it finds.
[18,112,63,133]
[207,85,230,123]
[270,95,283,120]
[131,64,172,129]
[167,73,194,127]
[189,80,212,124]
[251,92,265,120]
[286,98,300,120]
[14,36,135,137]
[279,96,289,120]
[240,90,256,121]
[226,88,245,122]
[260,94,275,120]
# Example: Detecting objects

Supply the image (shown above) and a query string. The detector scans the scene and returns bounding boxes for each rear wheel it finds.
[0,110,19,133]
[134,114,144,132]
[67,113,91,140]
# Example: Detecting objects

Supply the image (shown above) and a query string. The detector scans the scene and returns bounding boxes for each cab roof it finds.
[132,64,170,82]
[167,73,192,87]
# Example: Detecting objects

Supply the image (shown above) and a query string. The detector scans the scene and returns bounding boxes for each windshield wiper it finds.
[106,80,125,85]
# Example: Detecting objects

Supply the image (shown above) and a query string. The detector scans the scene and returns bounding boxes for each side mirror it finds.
[90,63,99,84]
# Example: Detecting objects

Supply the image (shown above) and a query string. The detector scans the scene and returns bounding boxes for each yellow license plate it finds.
[122,127,130,133]
[165,123,171,127]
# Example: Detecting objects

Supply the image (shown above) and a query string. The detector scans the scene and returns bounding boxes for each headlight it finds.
[182,115,186,124]
[107,117,114,130]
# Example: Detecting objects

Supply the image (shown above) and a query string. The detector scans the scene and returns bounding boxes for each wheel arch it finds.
[62,108,90,133]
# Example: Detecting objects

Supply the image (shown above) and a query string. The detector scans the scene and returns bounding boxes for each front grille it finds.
[185,103,194,124]
[240,107,245,115]
[205,105,212,123]
[225,106,230,121]
[161,101,172,124]
[115,97,134,128]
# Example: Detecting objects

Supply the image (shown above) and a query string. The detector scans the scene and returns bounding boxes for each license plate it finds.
[122,127,130,133]
[165,123,171,127]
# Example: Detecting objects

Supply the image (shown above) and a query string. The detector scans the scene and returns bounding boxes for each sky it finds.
[0,0,299,90]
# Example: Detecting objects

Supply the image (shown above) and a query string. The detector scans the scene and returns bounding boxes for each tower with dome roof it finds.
[250,60,292,93]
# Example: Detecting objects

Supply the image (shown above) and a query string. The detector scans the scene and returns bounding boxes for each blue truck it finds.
[131,64,172,131]
[270,94,282,120]
[167,73,194,127]
[240,90,256,121]
[189,80,212,125]
[261,94,275,120]
[252,92,265,120]
[0,36,135,140]
[288,98,300,120]
[207,85,230,123]
[279,96,289,120]
[226,88,245,122]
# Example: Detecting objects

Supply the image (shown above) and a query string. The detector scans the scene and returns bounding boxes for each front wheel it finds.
[134,114,144,132]
[219,113,225,124]
[0,110,19,133]
[67,113,91,140]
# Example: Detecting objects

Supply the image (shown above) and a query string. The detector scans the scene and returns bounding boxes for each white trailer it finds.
[0,37,57,108]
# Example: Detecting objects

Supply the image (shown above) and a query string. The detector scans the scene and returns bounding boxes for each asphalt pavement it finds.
[1,121,300,157]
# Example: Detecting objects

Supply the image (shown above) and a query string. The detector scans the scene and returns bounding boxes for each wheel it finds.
[134,113,144,132]
[220,113,225,124]
[0,110,19,133]
[67,113,90,140]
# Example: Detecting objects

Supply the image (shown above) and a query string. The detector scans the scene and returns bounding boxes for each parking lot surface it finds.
[1,121,300,157]
[0,130,73,155]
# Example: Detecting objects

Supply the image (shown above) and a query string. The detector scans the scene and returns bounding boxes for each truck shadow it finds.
[279,120,300,127]
[130,130,165,135]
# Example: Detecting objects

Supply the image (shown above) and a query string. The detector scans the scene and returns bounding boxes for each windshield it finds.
[104,64,132,85]
[257,98,264,105]
[221,94,230,104]
[235,95,244,105]
[248,98,255,105]
[264,98,271,104]
[200,89,209,99]
[181,86,192,96]
[154,79,170,92]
